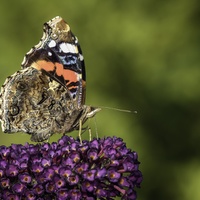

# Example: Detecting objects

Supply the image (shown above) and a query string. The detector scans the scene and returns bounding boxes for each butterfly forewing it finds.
[21,16,86,107]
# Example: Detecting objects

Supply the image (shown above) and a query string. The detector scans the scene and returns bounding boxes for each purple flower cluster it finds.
[0,136,142,200]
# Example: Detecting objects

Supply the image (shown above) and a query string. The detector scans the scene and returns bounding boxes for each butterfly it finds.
[0,16,100,142]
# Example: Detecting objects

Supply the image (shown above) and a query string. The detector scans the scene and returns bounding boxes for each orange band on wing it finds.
[32,60,55,71]
[32,60,79,86]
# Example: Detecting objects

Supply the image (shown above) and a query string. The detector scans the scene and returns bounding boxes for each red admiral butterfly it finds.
[0,16,100,142]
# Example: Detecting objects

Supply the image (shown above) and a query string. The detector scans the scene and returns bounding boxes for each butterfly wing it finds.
[21,16,86,107]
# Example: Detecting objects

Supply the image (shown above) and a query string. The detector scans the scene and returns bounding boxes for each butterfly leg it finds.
[81,126,97,141]
[94,116,99,139]
[88,127,92,141]
[78,119,83,145]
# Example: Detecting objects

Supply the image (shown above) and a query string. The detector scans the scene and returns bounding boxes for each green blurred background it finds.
[0,0,200,199]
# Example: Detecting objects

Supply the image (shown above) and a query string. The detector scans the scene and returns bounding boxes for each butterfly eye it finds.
[17,81,28,91]
[10,105,20,116]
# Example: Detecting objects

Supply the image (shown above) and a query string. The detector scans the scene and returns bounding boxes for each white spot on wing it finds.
[60,43,78,53]
[48,40,56,48]
[79,54,84,61]
[48,51,52,56]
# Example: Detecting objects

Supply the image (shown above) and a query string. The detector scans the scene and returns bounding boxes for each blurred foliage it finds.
[0,0,200,199]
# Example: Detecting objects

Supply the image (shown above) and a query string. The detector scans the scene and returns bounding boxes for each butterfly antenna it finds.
[98,106,137,114]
